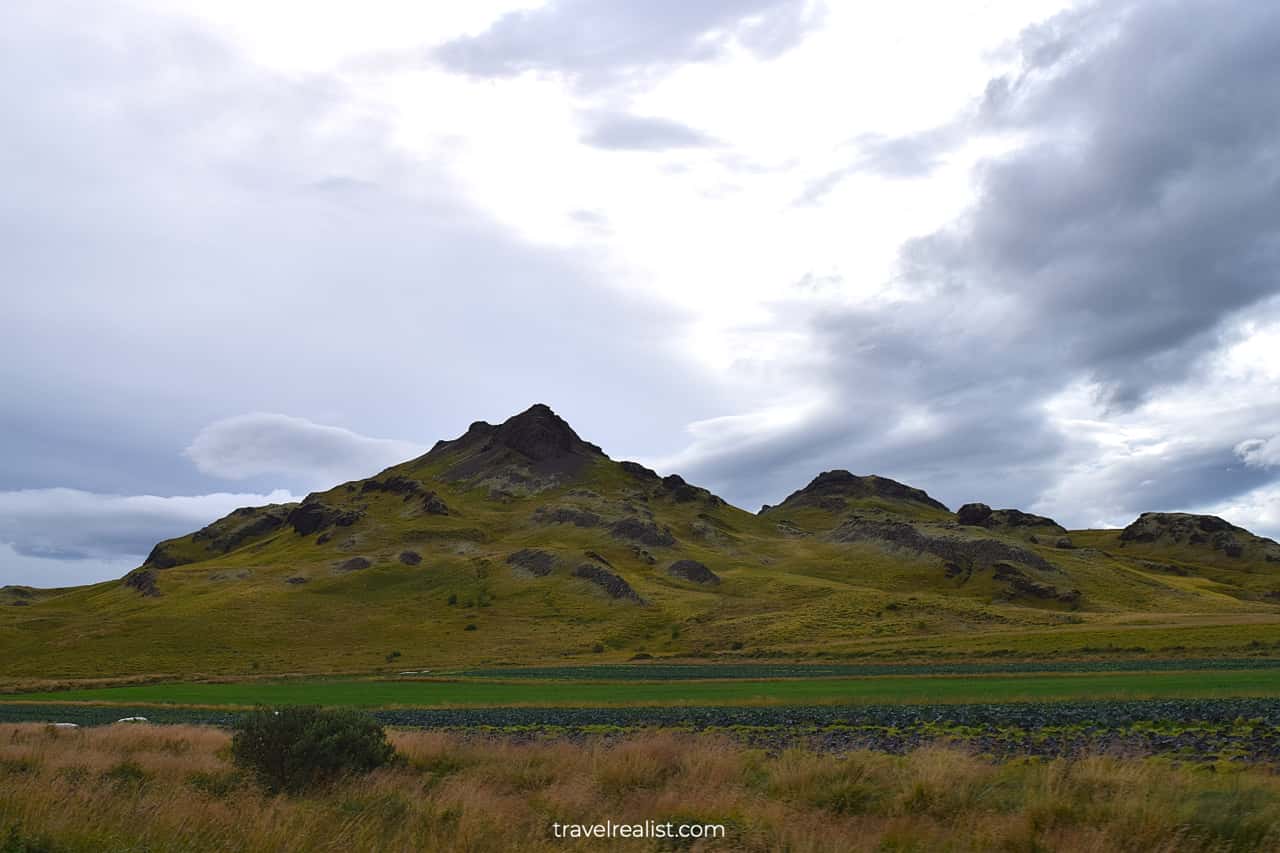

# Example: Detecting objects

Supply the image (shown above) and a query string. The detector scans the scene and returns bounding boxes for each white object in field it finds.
[115,716,149,723]
[51,722,78,728]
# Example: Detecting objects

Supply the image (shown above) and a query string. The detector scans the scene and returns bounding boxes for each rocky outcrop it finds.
[533,506,602,527]
[620,460,660,480]
[506,549,557,577]
[609,518,676,547]
[831,516,1058,573]
[992,562,1081,607]
[956,503,1066,533]
[768,470,949,514]
[1119,512,1279,560]
[334,556,372,572]
[189,504,294,554]
[667,559,720,585]
[123,569,160,597]
[398,551,422,566]
[142,543,185,570]
[361,477,449,515]
[288,501,363,536]
[573,563,643,602]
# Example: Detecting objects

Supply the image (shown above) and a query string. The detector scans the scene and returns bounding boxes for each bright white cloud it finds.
[184,413,427,485]
[1236,437,1280,470]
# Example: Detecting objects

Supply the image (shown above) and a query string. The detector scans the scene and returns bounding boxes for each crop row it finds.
[454,658,1280,681]
[7,697,1280,730]
[6,699,1280,762]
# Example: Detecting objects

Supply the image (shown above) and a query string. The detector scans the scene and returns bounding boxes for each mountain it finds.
[4,403,1280,680]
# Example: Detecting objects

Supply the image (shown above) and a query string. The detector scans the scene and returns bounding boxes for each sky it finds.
[3,0,1279,586]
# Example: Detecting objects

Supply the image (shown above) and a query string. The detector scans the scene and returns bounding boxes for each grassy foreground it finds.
[10,667,1280,708]
[2,723,1278,852]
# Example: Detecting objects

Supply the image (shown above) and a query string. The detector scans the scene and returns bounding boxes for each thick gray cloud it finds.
[433,0,822,89]
[679,0,1280,530]
[0,2,731,584]
[0,488,298,561]
[579,111,717,151]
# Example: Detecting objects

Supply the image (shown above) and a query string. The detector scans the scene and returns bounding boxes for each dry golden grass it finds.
[3,724,1280,852]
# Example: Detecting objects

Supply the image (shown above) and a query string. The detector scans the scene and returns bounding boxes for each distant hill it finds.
[4,403,1280,681]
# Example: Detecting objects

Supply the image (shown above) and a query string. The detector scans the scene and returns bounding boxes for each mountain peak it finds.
[767,470,949,514]
[491,403,594,462]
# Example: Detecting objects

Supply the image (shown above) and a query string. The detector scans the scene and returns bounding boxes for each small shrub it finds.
[447,593,458,606]
[592,643,605,654]
[464,623,477,631]
[385,650,402,663]
[230,706,396,794]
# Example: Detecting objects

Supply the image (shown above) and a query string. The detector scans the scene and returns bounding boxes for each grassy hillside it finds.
[4,404,1280,682]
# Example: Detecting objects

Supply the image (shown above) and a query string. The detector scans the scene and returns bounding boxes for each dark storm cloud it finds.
[579,111,717,151]
[904,0,1280,405]
[682,0,1280,530]
[432,0,823,89]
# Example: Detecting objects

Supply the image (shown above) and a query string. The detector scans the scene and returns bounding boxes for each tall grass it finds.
[2,723,1279,851]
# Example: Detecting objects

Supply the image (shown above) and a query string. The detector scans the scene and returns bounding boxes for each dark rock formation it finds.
[956,503,993,526]
[335,556,372,572]
[667,559,720,585]
[188,504,294,555]
[573,563,643,602]
[287,501,363,536]
[1119,512,1278,560]
[769,470,949,514]
[427,404,607,485]
[533,506,602,528]
[506,549,557,577]
[1056,537,1075,549]
[992,562,1082,607]
[360,475,423,497]
[398,550,422,565]
[123,569,159,597]
[584,550,614,567]
[285,576,308,584]
[490,403,598,461]
[361,476,449,514]
[620,460,660,480]
[609,518,676,547]
[143,543,184,570]
[957,503,1065,532]
[831,516,1058,573]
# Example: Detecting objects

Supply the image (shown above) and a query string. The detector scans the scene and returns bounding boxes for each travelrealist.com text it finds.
[551,820,726,840]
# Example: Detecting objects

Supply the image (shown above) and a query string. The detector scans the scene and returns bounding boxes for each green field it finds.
[9,667,1280,708]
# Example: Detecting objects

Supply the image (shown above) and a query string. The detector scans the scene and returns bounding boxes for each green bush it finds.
[230,706,396,794]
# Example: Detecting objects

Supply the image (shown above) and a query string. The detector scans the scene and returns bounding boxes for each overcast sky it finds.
[4,0,1279,586]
